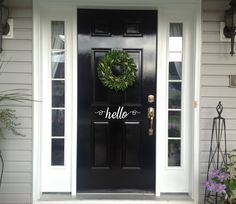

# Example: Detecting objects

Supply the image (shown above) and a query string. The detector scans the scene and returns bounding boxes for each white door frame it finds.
[33,0,201,202]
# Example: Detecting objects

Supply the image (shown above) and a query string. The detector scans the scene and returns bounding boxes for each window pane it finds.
[168,140,181,167]
[170,23,183,37]
[52,110,64,136]
[169,37,182,52]
[168,111,181,137]
[169,23,183,52]
[51,21,65,49]
[169,82,181,109]
[169,62,182,80]
[169,53,182,62]
[52,81,65,107]
[52,51,65,78]
[51,138,64,166]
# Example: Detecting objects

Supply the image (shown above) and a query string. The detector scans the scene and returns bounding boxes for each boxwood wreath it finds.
[97,50,137,91]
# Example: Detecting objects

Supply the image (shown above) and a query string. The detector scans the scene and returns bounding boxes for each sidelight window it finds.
[51,21,65,166]
[167,23,183,167]
[40,11,73,192]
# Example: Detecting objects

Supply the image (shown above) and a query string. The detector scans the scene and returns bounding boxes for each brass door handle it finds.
[148,107,155,135]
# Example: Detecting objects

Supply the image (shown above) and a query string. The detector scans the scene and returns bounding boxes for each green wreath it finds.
[97,50,137,91]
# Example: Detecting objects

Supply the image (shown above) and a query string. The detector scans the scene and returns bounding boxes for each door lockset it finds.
[147,107,155,136]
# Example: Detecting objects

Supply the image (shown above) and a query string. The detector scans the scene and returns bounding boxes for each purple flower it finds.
[206,180,215,191]
[209,169,221,179]
[214,183,226,194]
[208,169,230,182]
[217,172,230,182]
[205,180,226,194]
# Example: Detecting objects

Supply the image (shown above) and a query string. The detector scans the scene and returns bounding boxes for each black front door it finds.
[77,9,157,192]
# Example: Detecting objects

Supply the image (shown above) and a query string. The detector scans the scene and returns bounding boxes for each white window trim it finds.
[33,0,201,203]
[40,15,74,192]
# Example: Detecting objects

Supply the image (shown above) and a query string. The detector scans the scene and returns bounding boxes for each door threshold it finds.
[78,189,154,194]
[76,192,155,200]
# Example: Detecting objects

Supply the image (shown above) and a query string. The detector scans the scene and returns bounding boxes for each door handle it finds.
[148,107,155,136]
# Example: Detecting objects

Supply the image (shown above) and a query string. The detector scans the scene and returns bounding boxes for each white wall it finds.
[200,0,236,202]
[0,0,33,203]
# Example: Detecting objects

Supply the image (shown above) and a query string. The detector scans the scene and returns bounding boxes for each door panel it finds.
[77,9,157,192]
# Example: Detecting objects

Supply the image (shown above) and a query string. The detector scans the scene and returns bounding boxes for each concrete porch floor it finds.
[35,193,196,204]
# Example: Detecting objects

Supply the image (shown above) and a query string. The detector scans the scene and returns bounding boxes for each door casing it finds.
[33,0,201,202]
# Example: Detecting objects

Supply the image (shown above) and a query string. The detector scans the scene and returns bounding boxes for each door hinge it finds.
[194,101,198,108]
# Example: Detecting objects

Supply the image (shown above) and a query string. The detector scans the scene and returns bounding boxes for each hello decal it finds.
[94,106,141,119]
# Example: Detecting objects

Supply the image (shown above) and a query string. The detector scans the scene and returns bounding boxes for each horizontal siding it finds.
[203,11,223,21]
[2,172,31,183]
[201,108,236,119]
[13,29,32,40]
[201,75,229,86]
[201,98,236,109]
[14,19,32,29]
[3,161,32,172]
[0,183,31,194]
[0,51,32,62]
[0,84,32,93]
[0,1,33,204]
[201,64,236,75]
[200,118,236,130]
[9,8,32,18]
[202,22,219,32]
[1,62,32,73]
[0,150,32,161]
[0,195,31,204]
[0,139,32,151]
[201,87,236,97]
[0,73,32,84]
[200,129,236,142]
[202,43,231,54]
[203,1,229,11]
[200,0,236,203]
[3,40,32,51]
[202,54,236,64]
[202,32,219,42]
[5,0,32,8]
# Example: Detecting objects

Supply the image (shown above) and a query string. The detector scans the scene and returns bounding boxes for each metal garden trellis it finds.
[0,151,3,188]
[204,101,227,204]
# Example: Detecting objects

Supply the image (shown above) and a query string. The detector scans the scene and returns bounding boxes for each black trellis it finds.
[0,151,3,189]
[204,101,227,204]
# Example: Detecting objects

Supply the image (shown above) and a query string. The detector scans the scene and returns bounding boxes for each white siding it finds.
[0,0,32,204]
[200,0,236,202]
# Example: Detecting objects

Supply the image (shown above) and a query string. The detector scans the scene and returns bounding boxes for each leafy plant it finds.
[0,90,30,137]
